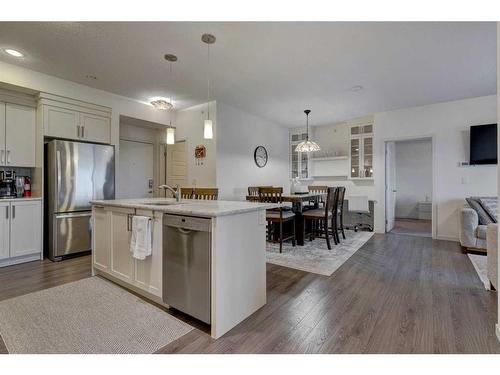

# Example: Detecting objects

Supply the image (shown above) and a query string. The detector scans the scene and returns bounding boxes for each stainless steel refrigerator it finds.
[45,140,115,261]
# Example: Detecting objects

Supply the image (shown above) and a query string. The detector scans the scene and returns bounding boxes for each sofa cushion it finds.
[466,197,495,225]
[476,225,488,240]
[478,197,498,223]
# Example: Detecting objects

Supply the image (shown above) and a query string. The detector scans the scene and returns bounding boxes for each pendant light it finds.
[295,110,321,153]
[202,33,216,139]
[164,53,177,144]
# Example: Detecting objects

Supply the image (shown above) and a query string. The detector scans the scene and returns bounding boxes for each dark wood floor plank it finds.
[1,233,499,354]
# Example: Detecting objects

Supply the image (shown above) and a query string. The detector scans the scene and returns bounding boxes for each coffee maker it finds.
[0,170,17,198]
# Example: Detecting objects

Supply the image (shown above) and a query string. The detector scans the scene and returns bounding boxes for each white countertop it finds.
[90,198,278,218]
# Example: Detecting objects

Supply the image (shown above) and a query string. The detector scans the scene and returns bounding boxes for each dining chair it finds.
[259,187,296,253]
[179,187,194,199]
[302,187,339,250]
[192,188,219,200]
[307,185,328,208]
[247,186,272,202]
[336,186,346,241]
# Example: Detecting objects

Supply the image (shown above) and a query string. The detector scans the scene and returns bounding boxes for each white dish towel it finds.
[130,216,153,260]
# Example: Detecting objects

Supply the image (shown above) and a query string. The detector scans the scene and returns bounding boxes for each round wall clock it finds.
[254,146,268,168]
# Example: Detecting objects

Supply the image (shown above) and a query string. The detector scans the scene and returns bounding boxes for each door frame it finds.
[160,139,187,197]
[383,134,437,239]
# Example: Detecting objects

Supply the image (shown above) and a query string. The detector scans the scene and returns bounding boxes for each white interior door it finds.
[385,141,397,232]
[165,141,187,195]
[119,139,154,199]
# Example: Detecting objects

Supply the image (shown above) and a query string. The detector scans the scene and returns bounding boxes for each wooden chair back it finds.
[179,187,194,199]
[192,188,218,200]
[336,186,346,213]
[325,187,339,219]
[309,185,328,205]
[258,187,283,204]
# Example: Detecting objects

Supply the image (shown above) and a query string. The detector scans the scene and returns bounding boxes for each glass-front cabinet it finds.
[290,130,309,179]
[349,123,373,179]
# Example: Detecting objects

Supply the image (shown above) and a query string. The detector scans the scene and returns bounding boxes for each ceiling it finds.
[0,22,496,127]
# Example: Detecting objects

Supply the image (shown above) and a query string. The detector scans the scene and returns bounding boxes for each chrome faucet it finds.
[158,184,181,202]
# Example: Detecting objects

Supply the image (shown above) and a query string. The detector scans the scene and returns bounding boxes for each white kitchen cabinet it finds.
[94,207,161,297]
[0,199,42,267]
[10,200,42,258]
[133,210,161,296]
[5,103,36,167]
[0,102,36,167]
[0,202,9,260]
[110,208,134,282]
[92,206,111,271]
[39,93,111,144]
[43,105,80,140]
[349,123,373,179]
[79,112,111,144]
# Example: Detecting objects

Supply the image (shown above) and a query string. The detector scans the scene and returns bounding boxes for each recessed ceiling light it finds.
[350,85,363,92]
[4,48,24,58]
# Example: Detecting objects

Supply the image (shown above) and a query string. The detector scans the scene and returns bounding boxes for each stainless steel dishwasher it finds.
[163,214,211,324]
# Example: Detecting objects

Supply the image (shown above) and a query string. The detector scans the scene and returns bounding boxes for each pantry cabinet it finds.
[0,102,36,167]
[39,93,112,144]
[0,199,42,267]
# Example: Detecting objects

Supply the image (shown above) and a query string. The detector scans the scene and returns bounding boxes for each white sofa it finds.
[487,223,498,290]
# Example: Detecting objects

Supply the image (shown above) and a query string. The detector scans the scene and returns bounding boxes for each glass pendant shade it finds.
[295,109,320,153]
[295,139,321,153]
[166,127,175,145]
[204,119,213,139]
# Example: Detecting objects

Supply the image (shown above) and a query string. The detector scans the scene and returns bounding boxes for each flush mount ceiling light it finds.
[202,33,216,140]
[4,48,24,58]
[295,110,321,153]
[150,99,173,110]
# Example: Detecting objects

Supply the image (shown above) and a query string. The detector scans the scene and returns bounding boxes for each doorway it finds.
[119,139,154,199]
[385,137,433,238]
[159,140,187,197]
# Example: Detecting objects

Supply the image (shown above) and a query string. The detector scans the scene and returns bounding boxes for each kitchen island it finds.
[90,198,272,339]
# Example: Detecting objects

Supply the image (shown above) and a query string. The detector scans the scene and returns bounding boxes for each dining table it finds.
[246,192,327,246]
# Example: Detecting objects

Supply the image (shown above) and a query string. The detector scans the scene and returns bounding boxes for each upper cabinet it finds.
[349,123,373,179]
[39,93,112,144]
[0,101,36,168]
[289,129,310,179]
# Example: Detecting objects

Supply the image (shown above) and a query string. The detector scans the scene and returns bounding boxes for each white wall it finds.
[0,61,170,195]
[175,101,217,187]
[394,138,433,219]
[307,118,375,199]
[216,102,289,200]
[374,95,497,241]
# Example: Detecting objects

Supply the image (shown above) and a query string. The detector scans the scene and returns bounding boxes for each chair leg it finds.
[340,213,346,239]
[325,219,332,250]
[331,217,339,245]
[292,219,296,247]
[309,220,314,241]
[279,220,283,253]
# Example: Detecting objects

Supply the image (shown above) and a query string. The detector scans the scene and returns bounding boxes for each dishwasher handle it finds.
[163,214,211,232]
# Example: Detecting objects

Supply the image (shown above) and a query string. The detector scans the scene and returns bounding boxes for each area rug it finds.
[0,277,193,354]
[266,230,374,276]
[467,253,490,290]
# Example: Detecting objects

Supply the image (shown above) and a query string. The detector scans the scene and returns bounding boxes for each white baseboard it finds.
[0,253,42,268]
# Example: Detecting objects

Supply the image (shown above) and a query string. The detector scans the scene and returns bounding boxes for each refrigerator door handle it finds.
[56,150,62,194]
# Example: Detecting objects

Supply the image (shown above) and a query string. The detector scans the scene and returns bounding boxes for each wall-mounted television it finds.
[470,123,497,165]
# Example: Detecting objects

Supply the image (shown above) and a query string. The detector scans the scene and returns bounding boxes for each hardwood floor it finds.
[0,233,499,354]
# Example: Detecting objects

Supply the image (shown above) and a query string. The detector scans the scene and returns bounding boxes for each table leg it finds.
[295,213,305,246]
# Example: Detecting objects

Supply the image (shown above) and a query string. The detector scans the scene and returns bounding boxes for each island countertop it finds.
[90,197,278,218]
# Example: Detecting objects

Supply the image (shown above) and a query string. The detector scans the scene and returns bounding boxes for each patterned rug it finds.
[468,253,490,290]
[266,230,374,276]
